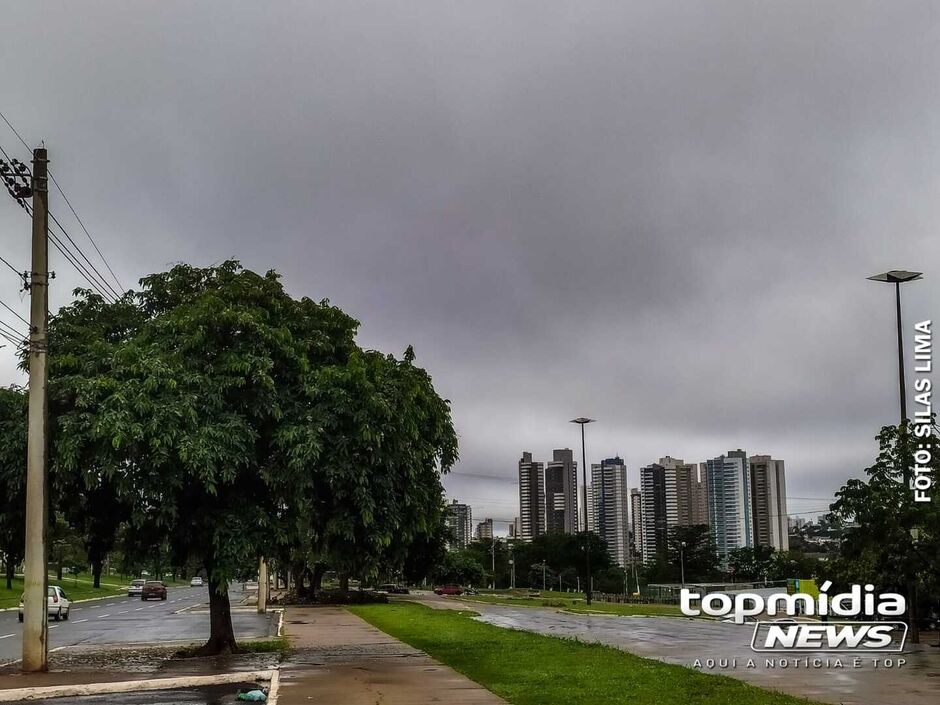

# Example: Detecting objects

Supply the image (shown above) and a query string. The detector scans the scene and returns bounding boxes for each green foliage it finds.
[0,386,27,588]
[829,422,940,607]
[642,524,718,583]
[432,550,486,586]
[44,261,458,651]
[510,532,613,590]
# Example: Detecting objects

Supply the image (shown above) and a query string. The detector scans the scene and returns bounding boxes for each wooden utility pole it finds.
[257,558,268,614]
[22,147,49,672]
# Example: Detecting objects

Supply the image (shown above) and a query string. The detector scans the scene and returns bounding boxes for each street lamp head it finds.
[867,270,924,284]
[570,417,595,425]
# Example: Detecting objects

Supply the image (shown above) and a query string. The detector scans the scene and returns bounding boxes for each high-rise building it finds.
[445,499,473,550]
[638,457,707,563]
[749,455,788,550]
[518,452,545,541]
[702,449,752,564]
[509,517,520,539]
[629,488,642,561]
[590,456,630,567]
[475,518,494,541]
[545,448,579,534]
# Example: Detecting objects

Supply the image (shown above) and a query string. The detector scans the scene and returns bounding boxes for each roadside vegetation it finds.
[460,592,684,617]
[350,602,824,705]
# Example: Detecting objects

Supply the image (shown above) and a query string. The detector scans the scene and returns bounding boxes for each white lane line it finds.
[134,607,144,611]
[98,613,111,618]
[0,634,13,640]
[49,625,59,630]
[116,610,128,615]
[73,619,88,623]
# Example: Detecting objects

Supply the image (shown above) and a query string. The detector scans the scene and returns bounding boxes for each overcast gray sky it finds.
[1,2,937,530]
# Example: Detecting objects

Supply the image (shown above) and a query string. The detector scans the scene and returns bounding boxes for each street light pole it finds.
[571,417,595,605]
[868,270,923,644]
[542,560,547,592]
[679,541,686,589]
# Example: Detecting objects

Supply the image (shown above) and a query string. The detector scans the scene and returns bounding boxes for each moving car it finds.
[18,586,71,622]
[141,580,167,600]
[128,579,146,596]
[190,576,204,587]
[378,583,409,594]
[433,584,463,596]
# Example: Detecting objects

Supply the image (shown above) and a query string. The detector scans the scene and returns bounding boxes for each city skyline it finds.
[1,4,935,541]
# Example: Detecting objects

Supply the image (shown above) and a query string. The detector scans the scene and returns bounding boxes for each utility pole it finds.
[257,557,268,614]
[22,147,49,672]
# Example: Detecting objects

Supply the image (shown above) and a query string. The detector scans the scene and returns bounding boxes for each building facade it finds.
[629,488,643,562]
[749,455,788,550]
[475,518,494,541]
[518,452,545,541]
[445,499,473,550]
[544,448,579,534]
[639,456,707,563]
[702,449,752,564]
[590,456,630,567]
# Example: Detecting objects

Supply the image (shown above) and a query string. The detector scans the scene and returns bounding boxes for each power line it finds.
[0,110,29,151]
[0,253,24,280]
[0,317,26,341]
[48,211,121,300]
[0,109,124,295]
[48,172,124,292]
[0,299,29,327]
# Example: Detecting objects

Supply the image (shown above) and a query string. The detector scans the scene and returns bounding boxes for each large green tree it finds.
[0,386,26,590]
[48,262,456,654]
[829,422,940,641]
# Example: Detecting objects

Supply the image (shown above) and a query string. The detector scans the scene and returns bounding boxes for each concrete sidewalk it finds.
[277,606,506,705]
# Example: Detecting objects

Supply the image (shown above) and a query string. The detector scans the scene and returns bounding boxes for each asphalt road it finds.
[414,594,940,705]
[0,586,274,667]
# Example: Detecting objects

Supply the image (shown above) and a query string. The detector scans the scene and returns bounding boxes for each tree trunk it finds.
[57,557,63,581]
[4,554,13,590]
[197,573,239,655]
[339,572,349,593]
[92,559,103,589]
[313,564,326,592]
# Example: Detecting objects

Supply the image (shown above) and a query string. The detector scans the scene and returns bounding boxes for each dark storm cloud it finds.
[1,2,937,525]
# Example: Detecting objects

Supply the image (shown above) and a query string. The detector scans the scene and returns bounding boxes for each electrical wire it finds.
[0,299,28,327]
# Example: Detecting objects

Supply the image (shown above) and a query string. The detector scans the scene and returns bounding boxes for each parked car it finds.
[18,586,71,622]
[378,583,409,594]
[433,584,463,596]
[128,579,146,596]
[141,580,167,600]
[190,576,204,587]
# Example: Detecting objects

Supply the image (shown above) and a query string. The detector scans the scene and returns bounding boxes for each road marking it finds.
[49,625,59,630]
[73,619,88,623]
[98,613,111,618]
[134,607,144,611]
[0,634,13,640]
[117,610,128,615]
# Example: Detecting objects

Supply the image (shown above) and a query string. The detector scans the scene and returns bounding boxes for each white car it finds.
[190,576,204,587]
[18,586,71,622]
[128,579,146,596]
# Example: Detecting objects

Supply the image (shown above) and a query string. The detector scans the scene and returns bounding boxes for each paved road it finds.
[18,681,266,704]
[412,594,940,705]
[0,586,273,667]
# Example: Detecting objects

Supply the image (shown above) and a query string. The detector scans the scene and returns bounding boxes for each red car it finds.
[434,584,463,596]
[141,581,167,601]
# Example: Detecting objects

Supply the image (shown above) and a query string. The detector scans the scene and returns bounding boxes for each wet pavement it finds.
[412,594,940,705]
[0,586,274,668]
[9,681,264,704]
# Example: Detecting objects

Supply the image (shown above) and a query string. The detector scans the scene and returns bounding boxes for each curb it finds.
[0,668,279,702]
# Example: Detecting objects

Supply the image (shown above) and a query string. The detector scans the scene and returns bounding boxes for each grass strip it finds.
[349,602,822,705]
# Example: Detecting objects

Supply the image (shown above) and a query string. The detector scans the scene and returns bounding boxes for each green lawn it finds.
[0,574,193,609]
[349,602,822,705]
[460,592,684,617]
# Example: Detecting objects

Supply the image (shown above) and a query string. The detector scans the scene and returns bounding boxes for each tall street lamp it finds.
[867,269,923,644]
[679,541,687,589]
[571,417,595,605]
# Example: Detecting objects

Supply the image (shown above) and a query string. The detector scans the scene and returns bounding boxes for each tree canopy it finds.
[44,261,457,653]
